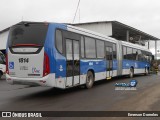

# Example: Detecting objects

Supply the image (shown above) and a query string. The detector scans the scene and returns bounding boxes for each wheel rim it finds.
[86,72,94,88]
[130,69,133,77]
[146,69,148,74]
[87,75,92,86]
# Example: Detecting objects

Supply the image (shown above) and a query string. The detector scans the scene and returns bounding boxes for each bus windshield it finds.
[8,23,48,47]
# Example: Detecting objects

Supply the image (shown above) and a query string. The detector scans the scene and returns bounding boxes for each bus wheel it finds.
[0,72,2,79]
[86,71,94,89]
[129,68,134,78]
[145,68,149,75]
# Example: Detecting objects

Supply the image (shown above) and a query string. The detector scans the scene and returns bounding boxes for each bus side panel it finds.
[113,59,118,77]
[134,61,150,74]
[44,24,67,88]
[80,59,107,84]
[122,59,150,75]
[44,24,57,73]
[122,60,133,75]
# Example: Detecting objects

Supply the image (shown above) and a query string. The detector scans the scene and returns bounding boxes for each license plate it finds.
[20,66,28,70]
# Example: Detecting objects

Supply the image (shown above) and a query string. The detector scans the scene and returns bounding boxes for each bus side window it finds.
[133,49,137,60]
[85,37,96,58]
[122,46,127,59]
[81,36,85,58]
[142,51,147,61]
[56,30,63,54]
[96,40,105,58]
[113,44,117,59]
[126,47,132,60]
[137,50,142,61]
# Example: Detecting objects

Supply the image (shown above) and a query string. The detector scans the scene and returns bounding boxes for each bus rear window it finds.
[8,23,48,47]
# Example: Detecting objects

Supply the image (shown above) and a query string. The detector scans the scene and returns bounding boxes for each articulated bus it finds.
[6,22,152,89]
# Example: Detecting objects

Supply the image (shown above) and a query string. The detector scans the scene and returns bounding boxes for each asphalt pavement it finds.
[0,73,160,120]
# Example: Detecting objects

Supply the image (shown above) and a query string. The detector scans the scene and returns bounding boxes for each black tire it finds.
[86,71,94,89]
[0,72,2,79]
[129,68,134,78]
[145,68,149,75]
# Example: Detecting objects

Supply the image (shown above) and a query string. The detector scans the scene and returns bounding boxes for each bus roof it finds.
[67,24,118,43]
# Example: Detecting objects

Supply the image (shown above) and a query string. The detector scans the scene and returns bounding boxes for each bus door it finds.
[105,46,113,79]
[66,39,80,87]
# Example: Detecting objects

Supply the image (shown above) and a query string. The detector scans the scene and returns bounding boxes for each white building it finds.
[0,28,9,54]
[72,21,160,59]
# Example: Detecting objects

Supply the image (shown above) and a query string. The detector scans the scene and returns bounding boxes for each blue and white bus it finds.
[6,22,152,89]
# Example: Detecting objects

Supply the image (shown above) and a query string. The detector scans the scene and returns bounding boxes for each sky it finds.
[0,0,160,54]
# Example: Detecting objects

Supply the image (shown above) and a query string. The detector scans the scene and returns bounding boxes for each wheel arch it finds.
[87,69,95,79]
[130,66,134,72]
[0,70,3,75]
[0,70,3,78]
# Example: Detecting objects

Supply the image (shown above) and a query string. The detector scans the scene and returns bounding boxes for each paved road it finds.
[0,73,160,120]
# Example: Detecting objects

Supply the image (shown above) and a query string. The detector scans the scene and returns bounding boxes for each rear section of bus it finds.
[6,22,54,86]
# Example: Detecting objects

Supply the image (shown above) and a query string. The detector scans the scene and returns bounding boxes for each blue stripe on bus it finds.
[122,59,150,69]
[80,59,118,75]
